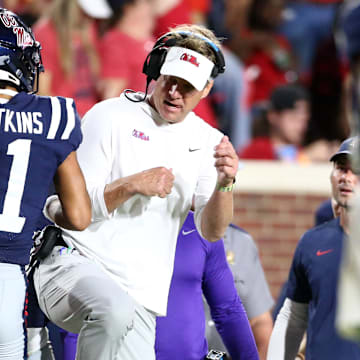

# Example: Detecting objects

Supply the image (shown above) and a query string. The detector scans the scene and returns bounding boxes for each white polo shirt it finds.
[62,93,223,315]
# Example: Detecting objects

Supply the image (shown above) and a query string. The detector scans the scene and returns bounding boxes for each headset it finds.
[125,30,225,102]
[143,30,225,82]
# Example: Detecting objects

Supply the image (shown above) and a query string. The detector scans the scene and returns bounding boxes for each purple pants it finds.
[59,329,77,360]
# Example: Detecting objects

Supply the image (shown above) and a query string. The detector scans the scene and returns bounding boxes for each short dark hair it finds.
[269,84,309,112]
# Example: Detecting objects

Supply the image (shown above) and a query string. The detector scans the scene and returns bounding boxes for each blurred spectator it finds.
[212,48,251,150]
[185,0,210,25]
[239,84,309,160]
[152,0,191,38]
[153,0,210,28]
[239,84,339,162]
[98,0,156,99]
[208,0,252,41]
[33,0,105,117]
[207,0,348,146]
[279,0,341,82]
[0,0,51,26]
[306,34,348,146]
[292,2,348,146]
[224,0,298,108]
[204,0,254,148]
[0,0,22,11]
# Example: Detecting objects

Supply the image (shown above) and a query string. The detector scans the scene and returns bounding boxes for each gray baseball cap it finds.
[330,137,358,162]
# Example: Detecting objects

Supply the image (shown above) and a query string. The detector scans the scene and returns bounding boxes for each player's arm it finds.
[237,232,274,360]
[98,35,129,100]
[198,136,238,242]
[203,241,259,359]
[249,311,273,360]
[266,298,308,360]
[48,151,91,231]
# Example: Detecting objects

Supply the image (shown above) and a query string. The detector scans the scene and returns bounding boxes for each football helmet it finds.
[0,8,43,93]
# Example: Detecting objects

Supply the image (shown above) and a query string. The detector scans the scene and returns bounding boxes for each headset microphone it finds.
[124,77,151,102]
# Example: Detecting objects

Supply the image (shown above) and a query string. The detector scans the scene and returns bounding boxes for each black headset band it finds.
[155,31,222,55]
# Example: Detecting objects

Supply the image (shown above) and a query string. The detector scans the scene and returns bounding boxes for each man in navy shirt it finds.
[267,137,360,360]
[0,7,91,360]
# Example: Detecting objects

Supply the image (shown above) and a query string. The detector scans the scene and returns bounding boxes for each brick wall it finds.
[233,161,332,303]
[233,192,329,301]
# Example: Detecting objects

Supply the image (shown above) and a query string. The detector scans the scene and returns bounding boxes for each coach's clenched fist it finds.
[135,167,175,198]
[214,136,238,187]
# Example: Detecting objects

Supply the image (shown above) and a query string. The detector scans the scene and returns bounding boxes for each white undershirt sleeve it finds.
[194,205,205,238]
[267,298,308,360]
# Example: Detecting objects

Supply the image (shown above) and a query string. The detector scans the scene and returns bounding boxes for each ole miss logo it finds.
[180,53,199,67]
[0,13,34,47]
[132,129,149,141]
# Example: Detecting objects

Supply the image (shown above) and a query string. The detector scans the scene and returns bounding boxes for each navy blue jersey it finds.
[0,92,82,265]
[287,217,360,359]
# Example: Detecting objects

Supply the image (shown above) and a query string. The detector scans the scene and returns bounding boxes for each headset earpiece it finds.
[211,48,225,77]
[142,31,225,84]
[143,38,177,82]
[142,47,165,81]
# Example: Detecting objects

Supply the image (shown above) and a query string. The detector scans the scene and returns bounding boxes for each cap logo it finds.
[180,53,199,67]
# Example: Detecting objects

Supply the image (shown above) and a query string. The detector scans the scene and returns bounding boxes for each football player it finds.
[0,7,91,360]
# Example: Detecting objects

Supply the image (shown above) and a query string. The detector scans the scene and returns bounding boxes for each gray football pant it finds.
[0,263,26,359]
[32,247,156,360]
